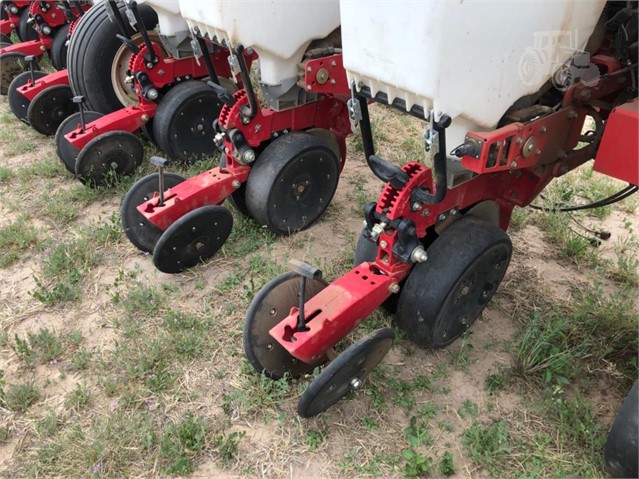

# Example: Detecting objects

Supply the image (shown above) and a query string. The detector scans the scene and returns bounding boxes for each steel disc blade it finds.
[75,131,143,187]
[297,328,395,418]
[243,272,328,379]
[121,172,186,253]
[55,111,104,174]
[152,205,233,274]
[27,85,77,135]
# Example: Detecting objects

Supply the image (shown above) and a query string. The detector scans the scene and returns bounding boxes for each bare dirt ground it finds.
[0,96,637,479]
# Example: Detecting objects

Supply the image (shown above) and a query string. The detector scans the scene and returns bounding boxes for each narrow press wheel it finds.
[243,271,328,379]
[121,172,186,253]
[49,23,70,71]
[297,328,395,418]
[245,132,340,235]
[27,85,77,135]
[75,131,144,187]
[55,111,104,173]
[16,7,38,42]
[0,52,29,95]
[396,217,512,349]
[8,70,48,121]
[152,205,233,274]
[152,81,223,162]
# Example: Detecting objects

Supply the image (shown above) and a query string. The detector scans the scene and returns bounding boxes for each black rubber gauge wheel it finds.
[152,205,233,274]
[121,172,186,254]
[75,131,144,187]
[395,217,512,349]
[49,23,70,71]
[55,111,104,173]
[243,271,328,379]
[245,132,340,235]
[16,7,38,42]
[27,84,77,135]
[7,70,48,121]
[297,327,395,418]
[152,81,223,162]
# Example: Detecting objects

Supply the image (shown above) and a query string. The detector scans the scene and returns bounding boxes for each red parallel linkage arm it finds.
[17,69,69,101]
[0,38,52,55]
[64,102,157,150]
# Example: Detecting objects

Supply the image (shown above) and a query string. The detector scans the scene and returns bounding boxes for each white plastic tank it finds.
[178,0,340,86]
[136,0,187,36]
[340,0,606,148]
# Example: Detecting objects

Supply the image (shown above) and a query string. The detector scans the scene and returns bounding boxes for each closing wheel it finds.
[16,7,38,42]
[49,23,70,71]
[75,131,144,187]
[245,132,340,235]
[152,81,223,162]
[8,70,48,121]
[396,217,512,349]
[27,85,77,135]
[121,172,186,254]
[0,52,30,95]
[297,327,395,418]
[243,271,328,379]
[152,205,233,274]
[55,111,104,173]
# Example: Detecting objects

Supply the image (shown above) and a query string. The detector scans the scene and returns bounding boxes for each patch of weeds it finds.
[402,448,433,478]
[173,331,206,360]
[360,416,380,430]
[346,174,377,215]
[64,383,91,410]
[340,448,399,476]
[0,216,39,268]
[69,346,91,371]
[0,425,10,444]
[404,415,434,448]
[223,365,291,414]
[462,420,511,475]
[439,451,455,476]
[459,399,479,419]
[35,185,103,224]
[16,155,67,181]
[12,328,65,366]
[3,381,39,412]
[485,371,507,393]
[159,412,208,475]
[509,206,530,231]
[89,212,123,246]
[0,166,14,184]
[112,280,165,318]
[452,332,475,370]
[213,428,245,467]
[31,238,101,305]
[36,412,61,437]
[305,428,327,451]
[224,214,276,259]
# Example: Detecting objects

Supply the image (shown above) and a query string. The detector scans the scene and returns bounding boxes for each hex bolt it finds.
[438,213,447,221]
[410,246,428,263]
[380,240,388,249]
[388,283,400,294]
[350,378,362,389]
[412,201,422,211]
[232,180,241,189]
[242,149,256,163]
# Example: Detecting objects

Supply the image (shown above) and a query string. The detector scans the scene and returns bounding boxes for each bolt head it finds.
[350,378,362,389]
[232,180,241,189]
[438,213,446,221]
[380,240,388,249]
[412,201,422,211]
[242,149,256,163]
[388,283,400,294]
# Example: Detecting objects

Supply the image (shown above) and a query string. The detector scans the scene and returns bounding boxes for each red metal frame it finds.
[0,1,88,58]
[63,41,238,151]
[16,68,69,101]
[593,98,638,185]
[137,55,352,231]
[0,1,31,37]
[265,56,637,364]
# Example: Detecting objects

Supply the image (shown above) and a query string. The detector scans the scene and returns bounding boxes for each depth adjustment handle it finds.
[289,260,322,332]
[150,156,169,206]
[72,95,87,132]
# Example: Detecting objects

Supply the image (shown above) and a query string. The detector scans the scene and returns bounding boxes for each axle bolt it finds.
[380,240,388,249]
[412,201,422,211]
[388,283,400,294]
[232,180,241,189]
[141,114,149,122]
[242,149,256,163]
[350,378,362,389]
[411,246,428,263]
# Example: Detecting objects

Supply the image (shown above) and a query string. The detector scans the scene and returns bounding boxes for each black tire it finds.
[67,1,158,113]
[121,172,186,253]
[605,380,638,478]
[49,23,70,71]
[8,70,48,121]
[152,81,223,162]
[245,132,340,235]
[16,7,38,42]
[27,84,76,135]
[396,217,512,349]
